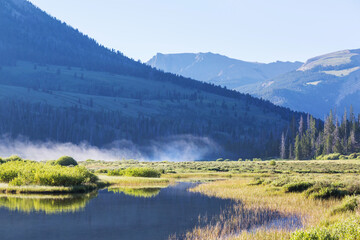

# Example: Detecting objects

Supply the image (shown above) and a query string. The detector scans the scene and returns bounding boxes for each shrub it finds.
[253,158,262,161]
[55,156,78,166]
[317,153,341,160]
[339,155,347,160]
[306,186,347,200]
[269,160,276,166]
[216,158,224,162]
[348,153,358,159]
[238,158,243,161]
[332,196,359,215]
[4,155,23,162]
[108,167,161,178]
[284,182,313,193]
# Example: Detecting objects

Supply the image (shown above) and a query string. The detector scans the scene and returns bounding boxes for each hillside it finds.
[238,49,360,118]
[0,0,305,159]
[147,53,302,88]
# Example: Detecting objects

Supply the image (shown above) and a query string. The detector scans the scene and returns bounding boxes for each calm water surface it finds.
[0,183,234,240]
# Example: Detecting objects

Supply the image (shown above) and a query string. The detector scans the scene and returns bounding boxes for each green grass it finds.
[0,160,98,193]
[98,175,170,187]
[291,217,360,240]
[107,167,162,178]
[108,187,161,198]
[81,159,360,175]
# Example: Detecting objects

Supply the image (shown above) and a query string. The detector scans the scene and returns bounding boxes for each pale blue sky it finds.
[28,0,360,63]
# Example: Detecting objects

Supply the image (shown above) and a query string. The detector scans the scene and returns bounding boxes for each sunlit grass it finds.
[108,187,161,198]
[179,176,345,240]
[98,175,171,187]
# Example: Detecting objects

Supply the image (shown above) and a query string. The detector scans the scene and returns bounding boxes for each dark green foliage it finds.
[55,156,78,166]
[287,107,360,160]
[108,168,161,178]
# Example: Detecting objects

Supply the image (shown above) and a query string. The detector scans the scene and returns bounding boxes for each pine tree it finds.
[295,134,301,160]
[299,116,304,138]
[280,132,286,159]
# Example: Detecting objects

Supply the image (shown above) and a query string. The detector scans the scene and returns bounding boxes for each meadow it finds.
[83,157,360,240]
[2,155,360,239]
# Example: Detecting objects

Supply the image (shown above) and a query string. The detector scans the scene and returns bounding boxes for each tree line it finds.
[281,106,360,160]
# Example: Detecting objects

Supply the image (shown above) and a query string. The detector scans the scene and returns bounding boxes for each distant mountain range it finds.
[0,0,305,159]
[148,50,360,118]
[147,53,303,89]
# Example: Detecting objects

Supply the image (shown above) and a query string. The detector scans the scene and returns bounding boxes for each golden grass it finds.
[97,175,172,187]
[182,175,343,240]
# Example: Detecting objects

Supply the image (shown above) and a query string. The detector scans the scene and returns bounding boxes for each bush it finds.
[238,158,243,161]
[4,155,23,162]
[317,153,341,160]
[306,186,347,200]
[339,155,347,160]
[0,161,97,187]
[331,196,359,215]
[284,182,313,193]
[253,158,262,161]
[108,167,161,178]
[269,160,276,166]
[55,156,78,166]
[216,158,224,162]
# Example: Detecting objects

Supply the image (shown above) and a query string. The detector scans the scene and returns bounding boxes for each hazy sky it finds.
[28,0,360,63]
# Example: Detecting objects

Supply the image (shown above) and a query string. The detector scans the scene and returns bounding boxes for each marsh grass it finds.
[181,176,344,240]
[98,175,171,187]
[108,187,161,198]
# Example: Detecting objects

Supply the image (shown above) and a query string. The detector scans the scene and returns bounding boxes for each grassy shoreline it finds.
[181,173,360,239]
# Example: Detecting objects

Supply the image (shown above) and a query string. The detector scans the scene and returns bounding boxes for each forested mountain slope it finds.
[0,0,305,158]
[147,53,302,89]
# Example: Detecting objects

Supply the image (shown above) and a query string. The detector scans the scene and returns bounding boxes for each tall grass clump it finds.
[107,167,161,178]
[0,161,97,187]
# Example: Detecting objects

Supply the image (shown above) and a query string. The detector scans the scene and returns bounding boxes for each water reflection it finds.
[108,187,161,198]
[0,192,97,214]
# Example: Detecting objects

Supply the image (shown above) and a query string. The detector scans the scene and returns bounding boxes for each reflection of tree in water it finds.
[108,187,161,198]
[0,192,97,214]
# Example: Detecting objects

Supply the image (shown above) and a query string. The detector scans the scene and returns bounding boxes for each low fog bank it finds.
[0,135,219,162]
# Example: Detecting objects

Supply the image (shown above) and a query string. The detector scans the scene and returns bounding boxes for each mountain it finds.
[0,0,306,159]
[147,53,303,88]
[148,50,360,119]
[237,49,360,118]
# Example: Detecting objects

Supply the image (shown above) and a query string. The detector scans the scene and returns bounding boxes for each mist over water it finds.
[0,135,219,161]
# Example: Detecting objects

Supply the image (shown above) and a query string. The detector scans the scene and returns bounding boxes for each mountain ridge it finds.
[147,52,303,89]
